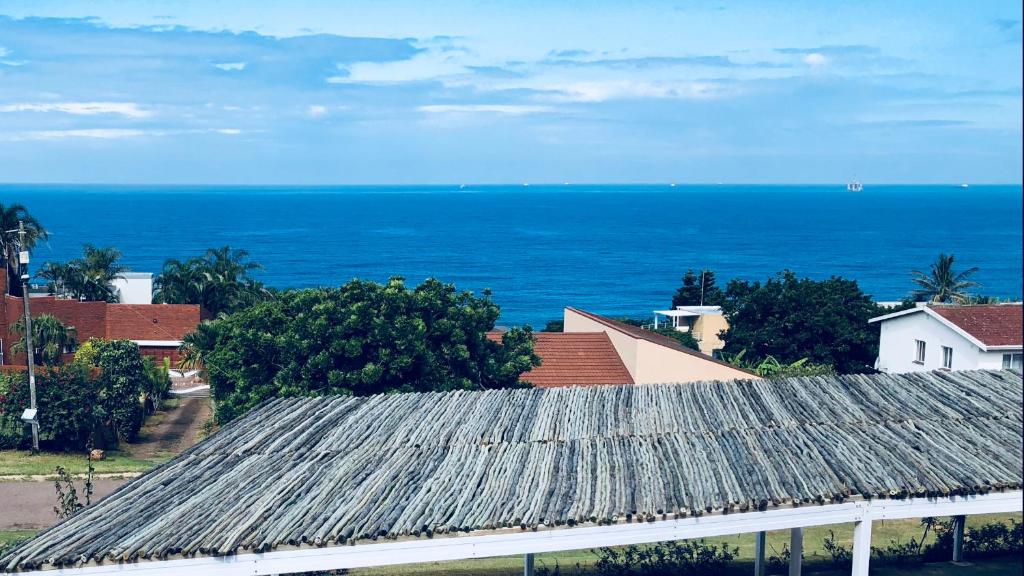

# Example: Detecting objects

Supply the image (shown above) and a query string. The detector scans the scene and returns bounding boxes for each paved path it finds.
[1,397,211,531]
[0,479,127,530]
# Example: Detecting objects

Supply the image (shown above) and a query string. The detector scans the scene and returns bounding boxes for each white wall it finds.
[111,273,153,305]
[876,312,984,373]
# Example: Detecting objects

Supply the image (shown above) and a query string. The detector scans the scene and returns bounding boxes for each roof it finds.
[931,304,1022,347]
[488,331,634,387]
[870,303,1022,350]
[5,369,1020,572]
[104,304,201,341]
[565,307,757,376]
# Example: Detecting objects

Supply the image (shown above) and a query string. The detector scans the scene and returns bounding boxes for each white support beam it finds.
[13,491,1021,576]
[952,515,965,562]
[754,531,766,576]
[788,527,802,576]
[523,553,534,576]
[851,519,872,576]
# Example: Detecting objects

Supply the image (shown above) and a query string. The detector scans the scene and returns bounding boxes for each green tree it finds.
[541,319,564,332]
[651,327,701,351]
[192,277,540,423]
[672,269,724,307]
[0,203,48,297]
[720,271,884,373]
[74,339,146,442]
[10,314,78,365]
[154,246,270,316]
[39,245,128,302]
[911,253,980,304]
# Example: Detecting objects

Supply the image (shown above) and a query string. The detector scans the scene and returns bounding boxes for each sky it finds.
[0,0,1020,184]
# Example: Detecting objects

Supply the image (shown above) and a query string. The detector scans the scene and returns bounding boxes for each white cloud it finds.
[215,128,243,135]
[4,129,149,141]
[418,104,556,116]
[803,53,828,66]
[214,62,247,71]
[534,81,726,103]
[307,105,328,117]
[0,102,152,118]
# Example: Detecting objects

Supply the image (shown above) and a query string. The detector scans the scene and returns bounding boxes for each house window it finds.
[914,340,926,364]
[1003,353,1023,370]
[942,346,953,370]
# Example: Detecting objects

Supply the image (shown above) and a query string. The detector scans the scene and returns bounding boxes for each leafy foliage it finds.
[822,529,852,568]
[53,457,94,520]
[592,540,737,575]
[154,246,271,317]
[74,339,146,442]
[911,253,980,304]
[672,269,724,307]
[720,271,885,373]
[651,327,701,351]
[722,350,835,378]
[0,365,98,450]
[10,313,78,365]
[0,202,48,297]
[38,245,128,302]
[542,319,565,332]
[191,278,540,423]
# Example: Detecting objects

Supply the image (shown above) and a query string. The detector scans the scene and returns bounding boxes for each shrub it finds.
[90,340,146,442]
[822,530,852,569]
[0,365,98,450]
[592,540,737,575]
[142,357,172,414]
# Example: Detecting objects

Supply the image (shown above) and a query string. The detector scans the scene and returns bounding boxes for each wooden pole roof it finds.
[3,369,1021,572]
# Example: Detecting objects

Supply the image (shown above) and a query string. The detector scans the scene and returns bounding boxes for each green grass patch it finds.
[0,530,35,555]
[0,449,165,477]
[354,513,1022,575]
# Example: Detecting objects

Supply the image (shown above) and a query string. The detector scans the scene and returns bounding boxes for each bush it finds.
[592,540,737,575]
[88,340,146,442]
[142,357,172,413]
[0,365,98,450]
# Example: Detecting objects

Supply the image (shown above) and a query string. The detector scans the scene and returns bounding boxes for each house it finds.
[487,331,634,387]
[650,305,729,355]
[869,303,1023,373]
[563,307,756,383]
[0,272,200,366]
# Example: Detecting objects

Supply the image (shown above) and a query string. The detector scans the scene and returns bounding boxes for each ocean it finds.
[4,184,1021,326]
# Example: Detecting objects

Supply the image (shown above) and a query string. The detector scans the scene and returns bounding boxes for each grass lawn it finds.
[354,513,1022,575]
[0,449,166,477]
[0,529,35,554]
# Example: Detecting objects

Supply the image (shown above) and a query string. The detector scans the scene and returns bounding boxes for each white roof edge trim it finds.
[130,340,182,347]
[13,491,1021,576]
[869,306,995,351]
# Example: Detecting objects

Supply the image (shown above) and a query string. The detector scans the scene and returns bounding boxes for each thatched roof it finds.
[4,369,1021,572]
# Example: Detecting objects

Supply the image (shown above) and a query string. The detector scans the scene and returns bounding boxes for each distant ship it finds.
[959,183,969,189]
[847,179,863,192]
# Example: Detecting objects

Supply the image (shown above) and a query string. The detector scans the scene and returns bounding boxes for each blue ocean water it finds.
[3,184,1021,326]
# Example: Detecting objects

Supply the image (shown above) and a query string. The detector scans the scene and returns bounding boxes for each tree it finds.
[541,319,564,332]
[10,314,78,365]
[38,245,128,302]
[191,277,540,423]
[720,271,885,374]
[911,254,980,304]
[651,327,701,351]
[0,203,48,297]
[672,269,724,307]
[154,246,270,316]
[73,339,146,442]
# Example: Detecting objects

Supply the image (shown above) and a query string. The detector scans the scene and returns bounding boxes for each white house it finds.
[869,303,1022,373]
[111,272,154,304]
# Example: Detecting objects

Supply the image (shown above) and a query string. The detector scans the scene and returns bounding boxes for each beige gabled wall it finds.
[634,339,754,383]
[564,308,639,379]
[564,307,756,384]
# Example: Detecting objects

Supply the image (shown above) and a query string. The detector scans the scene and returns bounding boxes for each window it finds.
[914,340,926,364]
[942,346,953,370]
[1003,353,1023,370]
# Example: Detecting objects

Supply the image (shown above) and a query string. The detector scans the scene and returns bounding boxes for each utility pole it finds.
[18,221,39,454]
[699,270,706,306]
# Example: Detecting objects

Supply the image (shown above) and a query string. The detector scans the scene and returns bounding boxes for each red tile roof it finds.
[931,304,1023,347]
[105,304,201,341]
[564,307,759,376]
[488,331,634,388]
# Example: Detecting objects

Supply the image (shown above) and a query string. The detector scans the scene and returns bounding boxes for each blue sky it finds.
[0,1,1020,184]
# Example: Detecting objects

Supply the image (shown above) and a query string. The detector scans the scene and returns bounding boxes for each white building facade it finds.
[870,304,1022,374]
[111,272,154,304]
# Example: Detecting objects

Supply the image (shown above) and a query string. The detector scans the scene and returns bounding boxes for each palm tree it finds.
[153,258,204,305]
[73,245,129,302]
[178,321,219,375]
[155,246,268,316]
[0,203,48,297]
[912,253,980,304]
[10,314,78,365]
[37,261,80,298]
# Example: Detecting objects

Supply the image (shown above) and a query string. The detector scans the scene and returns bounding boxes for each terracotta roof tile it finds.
[931,304,1023,347]
[105,305,201,341]
[488,331,634,387]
